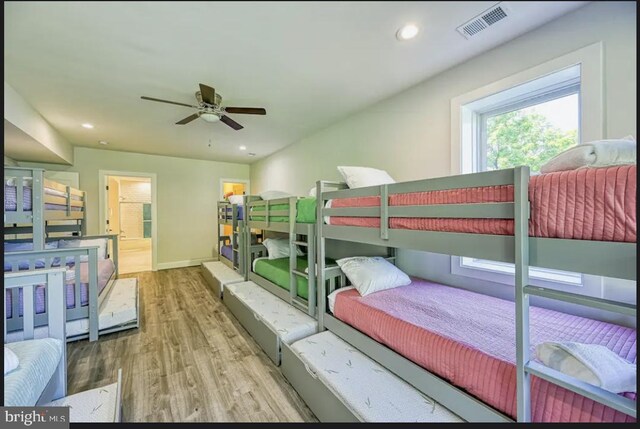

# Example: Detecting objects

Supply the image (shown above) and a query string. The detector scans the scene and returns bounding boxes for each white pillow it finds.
[337,166,395,188]
[228,195,244,205]
[262,238,304,260]
[59,238,108,260]
[336,256,411,296]
[4,347,19,375]
[259,190,292,200]
[308,187,317,197]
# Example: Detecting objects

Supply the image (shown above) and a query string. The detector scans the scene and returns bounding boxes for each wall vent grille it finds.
[457,3,510,39]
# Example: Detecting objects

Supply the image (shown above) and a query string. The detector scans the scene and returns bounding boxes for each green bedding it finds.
[253,255,334,299]
[249,197,316,223]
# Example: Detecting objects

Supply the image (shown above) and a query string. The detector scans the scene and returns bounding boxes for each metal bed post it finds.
[514,166,531,422]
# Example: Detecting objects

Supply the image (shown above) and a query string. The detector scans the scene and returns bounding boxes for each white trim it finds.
[451,256,582,287]
[219,178,251,198]
[157,258,216,271]
[451,42,603,175]
[98,170,158,272]
[448,42,604,289]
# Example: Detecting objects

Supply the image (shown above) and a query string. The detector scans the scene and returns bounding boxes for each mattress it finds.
[226,281,317,344]
[4,278,138,341]
[250,197,317,223]
[332,278,637,422]
[4,185,83,212]
[328,165,636,242]
[5,258,116,318]
[4,338,64,406]
[291,331,462,422]
[220,244,234,261]
[253,256,312,299]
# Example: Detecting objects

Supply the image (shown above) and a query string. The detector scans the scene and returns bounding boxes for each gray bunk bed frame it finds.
[314,166,636,422]
[217,200,244,273]
[4,166,86,246]
[245,195,317,317]
[4,167,134,342]
[4,235,125,342]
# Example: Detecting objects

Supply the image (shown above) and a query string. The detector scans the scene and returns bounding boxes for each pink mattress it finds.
[328,165,636,242]
[333,278,636,422]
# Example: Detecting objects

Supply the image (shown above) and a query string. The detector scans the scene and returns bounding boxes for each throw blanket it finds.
[540,136,636,174]
[536,341,637,394]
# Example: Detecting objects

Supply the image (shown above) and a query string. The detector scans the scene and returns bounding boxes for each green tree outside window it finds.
[486,110,577,172]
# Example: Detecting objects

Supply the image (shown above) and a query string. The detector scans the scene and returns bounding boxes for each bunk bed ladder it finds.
[514,166,637,421]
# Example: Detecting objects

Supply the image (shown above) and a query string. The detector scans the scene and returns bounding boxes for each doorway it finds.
[100,171,157,274]
[220,179,249,237]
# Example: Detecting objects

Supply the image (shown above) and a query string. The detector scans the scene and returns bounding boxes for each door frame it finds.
[99,170,158,271]
[219,178,251,199]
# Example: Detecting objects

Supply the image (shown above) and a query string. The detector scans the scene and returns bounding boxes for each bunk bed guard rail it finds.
[315,166,636,422]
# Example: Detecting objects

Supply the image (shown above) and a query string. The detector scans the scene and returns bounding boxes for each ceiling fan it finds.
[140,83,266,130]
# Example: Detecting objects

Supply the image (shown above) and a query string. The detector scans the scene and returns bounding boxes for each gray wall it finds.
[250,2,637,325]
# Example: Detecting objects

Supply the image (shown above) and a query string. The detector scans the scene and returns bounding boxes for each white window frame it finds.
[449,42,604,291]
[477,82,580,172]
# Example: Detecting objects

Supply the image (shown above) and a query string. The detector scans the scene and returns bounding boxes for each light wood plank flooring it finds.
[66,267,317,422]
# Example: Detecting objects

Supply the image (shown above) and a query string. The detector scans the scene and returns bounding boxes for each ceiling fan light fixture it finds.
[200,113,220,123]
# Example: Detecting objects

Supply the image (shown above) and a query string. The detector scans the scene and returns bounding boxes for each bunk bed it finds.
[4,167,137,342]
[300,165,636,423]
[4,167,86,249]
[245,195,319,316]
[4,268,124,421]
[217,200,244,272]
[216,194,325,365]
[4,267,68,406]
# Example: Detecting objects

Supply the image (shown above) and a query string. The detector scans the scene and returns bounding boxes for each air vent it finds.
[457,2,510,39]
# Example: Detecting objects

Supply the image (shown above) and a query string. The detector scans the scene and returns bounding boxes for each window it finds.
[454,65,584,287]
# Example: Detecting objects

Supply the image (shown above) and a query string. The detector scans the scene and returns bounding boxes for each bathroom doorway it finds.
[100,171,157,274]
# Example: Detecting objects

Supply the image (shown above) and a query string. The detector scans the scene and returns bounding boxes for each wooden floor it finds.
[119,238,152,274]
[66,267,317,422]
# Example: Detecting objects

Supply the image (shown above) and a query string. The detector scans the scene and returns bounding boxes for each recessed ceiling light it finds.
[81,123,94,129]
[396,23,419,41]
[239,145,247,151]
[99,140,109,145]
[248,153,256,157]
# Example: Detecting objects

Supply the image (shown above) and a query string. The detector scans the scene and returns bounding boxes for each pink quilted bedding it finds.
[328,165,636,242]
[333,278,636,422]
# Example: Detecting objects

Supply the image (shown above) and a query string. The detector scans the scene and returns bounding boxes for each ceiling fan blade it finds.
[220,115,243,130]
[199,84,216,105]
[224,107,267,115]
[176,113,201,125]
[141,96,198,108]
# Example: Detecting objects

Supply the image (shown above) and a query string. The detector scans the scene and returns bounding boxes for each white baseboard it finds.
[157,258,216,270]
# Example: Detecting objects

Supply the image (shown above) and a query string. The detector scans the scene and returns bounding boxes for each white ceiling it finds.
[4,1,587,164]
